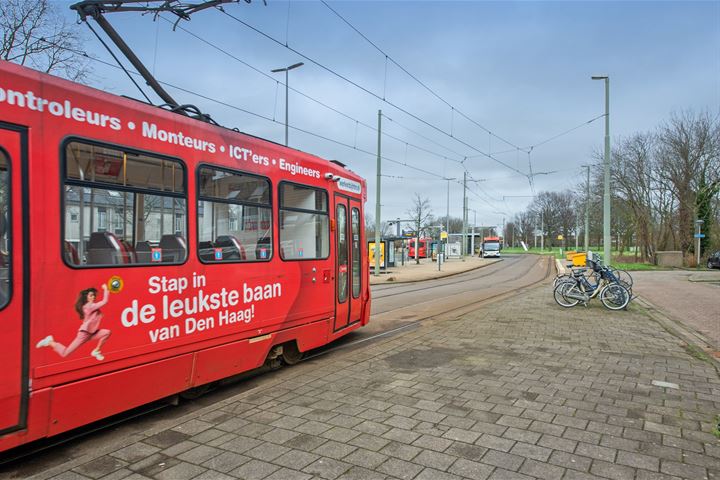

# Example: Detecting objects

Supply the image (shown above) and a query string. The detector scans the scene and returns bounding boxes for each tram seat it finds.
[198,241,215,262]
[214,235,246,260]
[256,237,272,260]
[135,241,152,263]
[118,239,135,264]
[159,234,187,262]
[63,241,80,265]
[86,231,124,265]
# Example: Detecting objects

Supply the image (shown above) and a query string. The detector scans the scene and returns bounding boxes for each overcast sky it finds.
[59,0,719,231]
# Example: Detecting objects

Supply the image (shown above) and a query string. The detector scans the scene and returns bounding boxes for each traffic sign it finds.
[440,231,448,240]
[694,233,705,238]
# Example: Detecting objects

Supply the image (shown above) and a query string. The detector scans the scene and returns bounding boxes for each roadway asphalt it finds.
[8,254,720,480]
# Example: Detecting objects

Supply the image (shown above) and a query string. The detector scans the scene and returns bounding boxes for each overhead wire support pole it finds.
[592,75,611,265]
[462,171,467,262]
[584,164,590,252]
[374,110,382,277]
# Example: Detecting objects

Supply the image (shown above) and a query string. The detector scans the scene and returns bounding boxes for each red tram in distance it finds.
[408,237,431,258]
[0,61,370,452]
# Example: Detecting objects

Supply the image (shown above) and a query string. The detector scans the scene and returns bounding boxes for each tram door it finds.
[0,125,27,435]
[334,195,363,331]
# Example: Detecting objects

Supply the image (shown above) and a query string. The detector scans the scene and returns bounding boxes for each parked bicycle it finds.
[553,252,632,310]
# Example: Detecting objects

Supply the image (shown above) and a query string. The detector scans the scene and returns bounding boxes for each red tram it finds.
[0,61,370,452]
[408,237,431,258]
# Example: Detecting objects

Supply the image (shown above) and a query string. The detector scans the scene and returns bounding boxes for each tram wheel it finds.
[282,342,303,365]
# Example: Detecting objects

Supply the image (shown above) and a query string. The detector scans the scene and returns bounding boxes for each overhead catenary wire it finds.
[32,35,469,186]
[80,6,607,202]
[39,27,590,219]
[319,1,609,172]
[161,15,467,166]
[382,115,468,161]
[96,10,602,189]
[217,8,529,178]
[319,0,526,154]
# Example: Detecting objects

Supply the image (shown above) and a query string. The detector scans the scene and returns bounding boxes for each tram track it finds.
[371,255,524,299]
[307,254,554,360]
[0,255,554,472]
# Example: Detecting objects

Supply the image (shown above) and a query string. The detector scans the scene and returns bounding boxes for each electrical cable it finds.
[170,11,604,179]
[163,15,466,165]
[217,8,528,177]
[320,0,525,153]
[529,114,605,150]
[320,1,609,158]
[32,36,461,182]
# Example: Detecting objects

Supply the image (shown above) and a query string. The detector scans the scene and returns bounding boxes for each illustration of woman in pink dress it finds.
[36,284,112,361]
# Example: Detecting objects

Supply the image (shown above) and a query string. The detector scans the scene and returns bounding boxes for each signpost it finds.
[695,220,704,268]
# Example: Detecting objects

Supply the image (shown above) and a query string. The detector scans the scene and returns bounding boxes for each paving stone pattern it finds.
[47,286,720,480]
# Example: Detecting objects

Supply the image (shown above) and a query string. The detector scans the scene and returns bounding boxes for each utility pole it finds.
[540,211,544,251]
[461,171,467,261]
[584,164,590,252]
[374,110,381,276]
[445,177,453,261]
[470,209,476,255]
[592,75,611,265]
[445,179,451,234]
[502,217,505,247]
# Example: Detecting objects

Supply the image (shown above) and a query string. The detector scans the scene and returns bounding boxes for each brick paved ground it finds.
[29,285,720,480]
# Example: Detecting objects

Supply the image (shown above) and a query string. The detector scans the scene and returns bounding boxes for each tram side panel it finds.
[0,60,367,451]
[28,149,328,437]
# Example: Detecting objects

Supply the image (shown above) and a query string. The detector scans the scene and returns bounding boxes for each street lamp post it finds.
[271,62,304,146]
[592,75,611,265]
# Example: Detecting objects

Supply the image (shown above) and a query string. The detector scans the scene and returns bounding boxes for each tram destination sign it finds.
[337,176,362,194]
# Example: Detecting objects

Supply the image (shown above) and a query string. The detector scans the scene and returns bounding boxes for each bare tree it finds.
[436,215,463,234]
[656,110,720,255]
[1,0,91,81]
[406,194,432,264]
[512,211,536,247]
[532,191,576,249]
[611,133,659,261]
[364,212,392,239]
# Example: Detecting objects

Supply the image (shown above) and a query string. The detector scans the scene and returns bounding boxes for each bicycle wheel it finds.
[553,282,580,308]
[617,279,632,296]
[599,284,630,310]
[553,275,574,290]
[609,267,633,287]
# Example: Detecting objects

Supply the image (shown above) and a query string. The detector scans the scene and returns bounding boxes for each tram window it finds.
[64,141,187,266]
[336,204,347,303]
[279,183,329,260]
[0,151,9,308]
[351,207,361,299]
[197,166,272,263]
